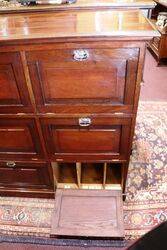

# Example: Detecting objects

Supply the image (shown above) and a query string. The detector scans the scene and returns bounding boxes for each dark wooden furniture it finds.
[0,0,156,17]
[0,9,158,237]
[149,0,167,64]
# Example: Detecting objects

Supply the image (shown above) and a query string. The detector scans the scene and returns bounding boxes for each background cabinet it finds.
[149,0,167,65]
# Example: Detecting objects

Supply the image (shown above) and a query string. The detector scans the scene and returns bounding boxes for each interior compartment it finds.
[53,162,78,189]
[52,162,122,190]
[81,163,104,189]
[105,163,122,185]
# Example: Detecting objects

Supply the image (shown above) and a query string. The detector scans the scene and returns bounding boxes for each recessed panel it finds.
[54,129,120,153]
[0,127,34,152]
[0,119,44,159]
[41,64,125,103]
[0,64,21,104]
[51,189,124,237]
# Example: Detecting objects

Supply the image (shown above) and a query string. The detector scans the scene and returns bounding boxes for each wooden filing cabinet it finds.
[0,10,158,237]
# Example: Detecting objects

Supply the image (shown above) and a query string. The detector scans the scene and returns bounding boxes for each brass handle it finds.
[79,117,91,127]
[6,161,16,168]
[73,50,89,61]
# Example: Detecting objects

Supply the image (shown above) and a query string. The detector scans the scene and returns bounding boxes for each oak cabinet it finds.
[0,52,33,113]
[0,118,44,160]
[27,48,139,113]
[0,9,158,236]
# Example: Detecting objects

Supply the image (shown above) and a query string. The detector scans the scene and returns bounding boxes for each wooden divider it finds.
[76,162,81,188]
[103,162,107,188]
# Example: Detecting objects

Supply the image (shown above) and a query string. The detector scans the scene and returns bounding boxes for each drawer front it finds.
[0,161,53,189]
[41,116,132,161]
[0,52,32,113]
[0,118,44,160]
[27,48,139,113]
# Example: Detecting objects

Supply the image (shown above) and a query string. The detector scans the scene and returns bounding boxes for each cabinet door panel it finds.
[53,129,120,153]
[32,61,125,102]
[0,118,44,159]
[41,117,132,161]
[0,52,32,113]
[0,162,52,189]
[0,64,20,103]
[27,48,139,113]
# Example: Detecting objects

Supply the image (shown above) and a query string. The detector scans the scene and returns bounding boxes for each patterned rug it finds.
[124,101,167,239]
[0,101,166,240]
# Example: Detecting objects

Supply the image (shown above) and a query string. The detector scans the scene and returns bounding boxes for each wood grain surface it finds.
[51,189,124,237]
[0,10,159,42]
[0,8,157,202]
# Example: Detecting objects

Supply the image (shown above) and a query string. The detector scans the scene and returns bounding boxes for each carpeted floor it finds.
[0,50,166,245]
[141,49,167,102]
[124,101,167,239]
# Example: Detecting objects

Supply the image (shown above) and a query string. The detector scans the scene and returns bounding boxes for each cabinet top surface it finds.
[0,10,159,42]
